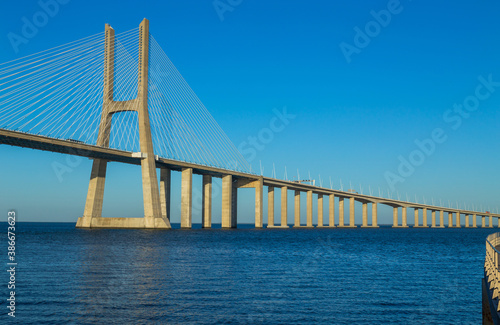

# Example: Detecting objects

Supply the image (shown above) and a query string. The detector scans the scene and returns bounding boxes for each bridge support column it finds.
[339,198,345,227]
[137,19,165,229]
[414,209,419,227]
[160,168,171,221]
[255,178,263,228]
[294,191,301,227]
[448,212,453,228]
[329,194,335,227]
[349,197,355,227]
[80,159,108,227]
[465,214,469,228]
[482,216,486,228]
[202,175,212,228]
[489,215,493,228]
[221,175,234,228]
[372,203,378,227]
[402,207,408,227]
[362,203,368,227]
[317,194,323,227]
[455,212,461,228]
[440,210,444,227]
[181,168,193,228]
[232,184,238,227]
[307,191,313,227]
[281,186,288,227]
[422,208,427,227]
[473,214,477,228]
[431,210,436,227]
[393,207,398,227]
[140,159,162,229]
[78,24,115,228]
[268,187,274,227]
[77,20,170,229]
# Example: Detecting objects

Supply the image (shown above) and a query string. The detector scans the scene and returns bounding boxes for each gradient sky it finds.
[0,0,499,224]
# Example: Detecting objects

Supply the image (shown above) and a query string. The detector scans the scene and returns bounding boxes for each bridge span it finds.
[0,18,496,229]
[1,128,497,229]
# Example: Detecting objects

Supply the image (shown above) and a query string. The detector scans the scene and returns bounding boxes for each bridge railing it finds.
[485,233,500,312]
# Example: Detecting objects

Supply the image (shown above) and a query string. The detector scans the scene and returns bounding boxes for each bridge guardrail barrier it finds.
[484,233,500,323]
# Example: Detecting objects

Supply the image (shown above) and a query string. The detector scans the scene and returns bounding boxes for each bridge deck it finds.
[1,128,498,219]
[0,129,257,179]
[0,129,138,164]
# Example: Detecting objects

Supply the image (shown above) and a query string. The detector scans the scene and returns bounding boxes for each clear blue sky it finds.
[0,0,499,224]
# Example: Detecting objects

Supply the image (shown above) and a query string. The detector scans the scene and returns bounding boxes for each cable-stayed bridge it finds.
[0,19,497,229]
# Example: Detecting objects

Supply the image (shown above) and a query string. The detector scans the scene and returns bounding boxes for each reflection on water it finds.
[0,222,492,324]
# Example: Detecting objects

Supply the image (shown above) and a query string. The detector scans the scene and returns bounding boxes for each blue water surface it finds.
[0,222,494,324]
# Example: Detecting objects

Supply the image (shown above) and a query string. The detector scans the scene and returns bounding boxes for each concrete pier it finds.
[81,149,108,227]
[202,174,212,228]
[362,203,368,227]
[255,178,263,228]
[414,209,419,227]
[78,19,170,229]
[393,207,398,227]
[136,19,164,229]
[489,216,493,228]
[281,187,288,227]
[294,190,300,227]
[339,198,345,227]
[181,168,193,228]
[465,214,469,228]
[372,203,378,227]
[455,212,461,228]
[482,216,486,228]
[349,197,355,227]
[329,194,335,227]
[422,208,427,227]
[431,210,436,227]
[448,212,453,228]
[317,194,323,227]
[268,187,274,227]
[307,190,313,227]
[222,175,233,228]
[440,210,444,227]
[473,214,477,228]
[160,168,171,221]
[232,184,238,227]
[402,207,408,227]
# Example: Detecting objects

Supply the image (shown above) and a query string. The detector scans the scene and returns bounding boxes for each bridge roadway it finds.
[1,128,498,228]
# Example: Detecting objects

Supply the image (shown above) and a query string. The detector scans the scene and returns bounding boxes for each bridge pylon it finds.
[76,19,171,229]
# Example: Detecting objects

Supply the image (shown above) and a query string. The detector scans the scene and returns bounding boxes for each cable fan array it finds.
[0,26,252,174]
[0,27,142,151]
[148,36,251,173]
